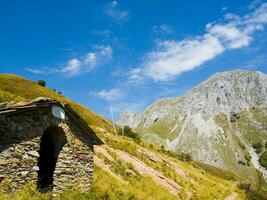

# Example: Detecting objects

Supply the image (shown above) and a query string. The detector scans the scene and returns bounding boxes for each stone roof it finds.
[0,97,103,145]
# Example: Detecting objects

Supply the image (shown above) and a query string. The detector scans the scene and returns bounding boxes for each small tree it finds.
[37,80,46,87]
[180,153,192,162]
[119,126,141,143]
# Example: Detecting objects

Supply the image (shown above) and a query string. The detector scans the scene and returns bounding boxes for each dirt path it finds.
[106,146,182,195]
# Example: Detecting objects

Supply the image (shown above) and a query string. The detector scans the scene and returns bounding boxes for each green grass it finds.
[0,166,178,200]
[99,131,245,199]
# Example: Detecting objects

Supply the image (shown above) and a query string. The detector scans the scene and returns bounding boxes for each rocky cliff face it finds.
[118,70,267,182]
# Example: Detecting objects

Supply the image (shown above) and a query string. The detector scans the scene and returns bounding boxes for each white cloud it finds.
[128,68,144,83]
[28,45,113,76]
[152,24,174,35]
[132,3,267,81]
[143,35,224,81]
[96,45,113,59]
[104,0,130,23]
[60,58,81,76]
[26,68,51,75]
[84,52,97,66]
[91,88,124,101]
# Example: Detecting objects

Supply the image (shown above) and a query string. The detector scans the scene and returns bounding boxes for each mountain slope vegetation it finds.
[0,73,257,199]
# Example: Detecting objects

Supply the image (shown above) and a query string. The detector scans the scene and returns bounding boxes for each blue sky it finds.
[1,0,267,120]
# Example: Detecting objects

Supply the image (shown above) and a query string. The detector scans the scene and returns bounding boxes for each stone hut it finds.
[0,97,102,193]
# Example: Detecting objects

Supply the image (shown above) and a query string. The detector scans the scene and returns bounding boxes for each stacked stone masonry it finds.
[0,99,97,194]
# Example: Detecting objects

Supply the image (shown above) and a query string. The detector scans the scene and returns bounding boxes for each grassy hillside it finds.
[0,74,253,199]
[0,74,114,132]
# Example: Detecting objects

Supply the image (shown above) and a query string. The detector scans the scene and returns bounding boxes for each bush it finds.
[245,155,251,162]
[259,151,267,169]
[256,148,263,154]
[238,160,246,166]
[253,142,263,149]
[253,142,263,154]
[180,153,192,162]
[37,80,46,87]
[238,182,251,191]
[239,143,246,149]
[118,126,141,143]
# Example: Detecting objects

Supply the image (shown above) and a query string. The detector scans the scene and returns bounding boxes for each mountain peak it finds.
[183,69,267,119]
[118,70,267,182]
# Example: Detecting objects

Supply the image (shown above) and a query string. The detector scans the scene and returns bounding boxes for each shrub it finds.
[180,153,192,162]
[239,143,245,149]
[252,142,263,149]
[118,126,141,143]
[238,182,251,191]
[256,148,263,154]
[238,160,246,166]
[253,142,263,154]
[37,80,46,87]
[245,155,251,162]
[259,151,267,169]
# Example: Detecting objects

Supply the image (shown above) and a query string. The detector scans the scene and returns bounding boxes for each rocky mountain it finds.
[118,70,267,184]
[0,74,249,199]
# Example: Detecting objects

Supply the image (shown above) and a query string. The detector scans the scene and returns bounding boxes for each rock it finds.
[0,159,9,166]
[87,167,94,173]
[20,171,29,177]
[54,170,62,175]
[14,149,25,156]
[1,150,11,158]
[0,174,6,179]
[32,166,39,171]
[8,158,20,164]
[27,150,39,157]
[118,111,142,129]
[125,169,135,176]
[30,97,52,103]
[61,160,72,164]
[22,154,31,159]
[56,162,66,168]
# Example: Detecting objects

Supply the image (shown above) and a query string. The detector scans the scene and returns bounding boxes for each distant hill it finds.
[0,73,259,199]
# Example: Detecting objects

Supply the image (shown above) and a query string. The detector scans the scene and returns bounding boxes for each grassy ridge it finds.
[0,74,114,132]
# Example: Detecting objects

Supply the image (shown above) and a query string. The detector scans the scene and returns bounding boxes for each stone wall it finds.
[0,103,94,194]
